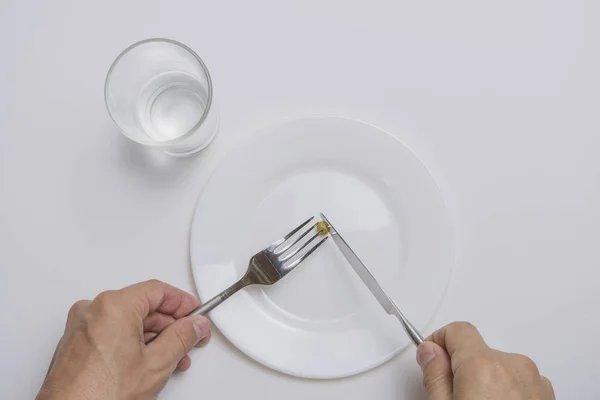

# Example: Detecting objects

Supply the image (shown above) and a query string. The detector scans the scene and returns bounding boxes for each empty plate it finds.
[190,116,454,379]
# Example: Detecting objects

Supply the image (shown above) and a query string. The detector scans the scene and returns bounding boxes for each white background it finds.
[1,0,599,399]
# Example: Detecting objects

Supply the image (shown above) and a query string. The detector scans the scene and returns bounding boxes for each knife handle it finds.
[390,307,424,346]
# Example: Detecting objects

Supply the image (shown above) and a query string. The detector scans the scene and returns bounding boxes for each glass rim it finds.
[104,38,214,146]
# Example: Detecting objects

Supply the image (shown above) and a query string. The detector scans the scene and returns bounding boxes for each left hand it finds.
[36,280,211,400]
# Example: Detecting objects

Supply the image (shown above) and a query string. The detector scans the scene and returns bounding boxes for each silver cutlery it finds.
[321,213,424,346]
[191,217,329,316]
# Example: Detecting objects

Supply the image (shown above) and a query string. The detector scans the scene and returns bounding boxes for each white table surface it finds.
[1,1,599,398]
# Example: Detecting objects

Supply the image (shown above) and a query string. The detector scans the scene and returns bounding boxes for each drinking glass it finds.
[105,38,218,157]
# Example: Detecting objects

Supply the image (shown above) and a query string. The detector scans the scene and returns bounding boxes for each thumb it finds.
[148,315,211,367]
[417,341,453,400]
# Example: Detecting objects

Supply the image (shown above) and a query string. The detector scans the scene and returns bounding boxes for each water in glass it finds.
[136,71,208,142]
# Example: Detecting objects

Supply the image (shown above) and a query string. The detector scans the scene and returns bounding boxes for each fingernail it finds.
[416,343,436,370]
[192,317,210,344]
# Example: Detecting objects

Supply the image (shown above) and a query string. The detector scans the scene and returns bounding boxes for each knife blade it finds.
[320,213,424,346]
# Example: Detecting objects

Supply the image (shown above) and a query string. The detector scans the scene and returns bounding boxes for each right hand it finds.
[416,322,555,400]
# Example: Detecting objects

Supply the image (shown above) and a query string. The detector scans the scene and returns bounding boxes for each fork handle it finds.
[190,280,246,316]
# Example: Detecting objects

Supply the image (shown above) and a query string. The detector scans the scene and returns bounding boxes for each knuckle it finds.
[68,300,89,318]
[145,279,163,287]
[513,354,540,376]
[95,290,116,302]
[93,290,120,312]
[450,321,477,333]
[542,376,553,386]
[444,321,480,341]
[542,376,555,397]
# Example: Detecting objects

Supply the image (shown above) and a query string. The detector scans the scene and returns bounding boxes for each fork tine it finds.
[280,228,324,262]
[269,217,314,249]
[285,236,329,270]
[275,222,318,255]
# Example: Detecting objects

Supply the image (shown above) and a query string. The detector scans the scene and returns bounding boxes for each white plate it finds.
[190,116,454,379]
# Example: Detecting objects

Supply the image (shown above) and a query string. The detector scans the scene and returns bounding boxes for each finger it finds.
[417,341,453,400]
[120,280,201,319]
[144,332,159,344]
[195,328,212,348]
[147,315,210,368]
[541,376,555,400]
[176,355,192,372]
[143,312,176,333]
[428,322,489,373]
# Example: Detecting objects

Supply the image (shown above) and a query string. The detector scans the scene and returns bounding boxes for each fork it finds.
[191,217,329,316]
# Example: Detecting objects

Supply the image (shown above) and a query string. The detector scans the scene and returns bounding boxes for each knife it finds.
[320,213,424,346]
